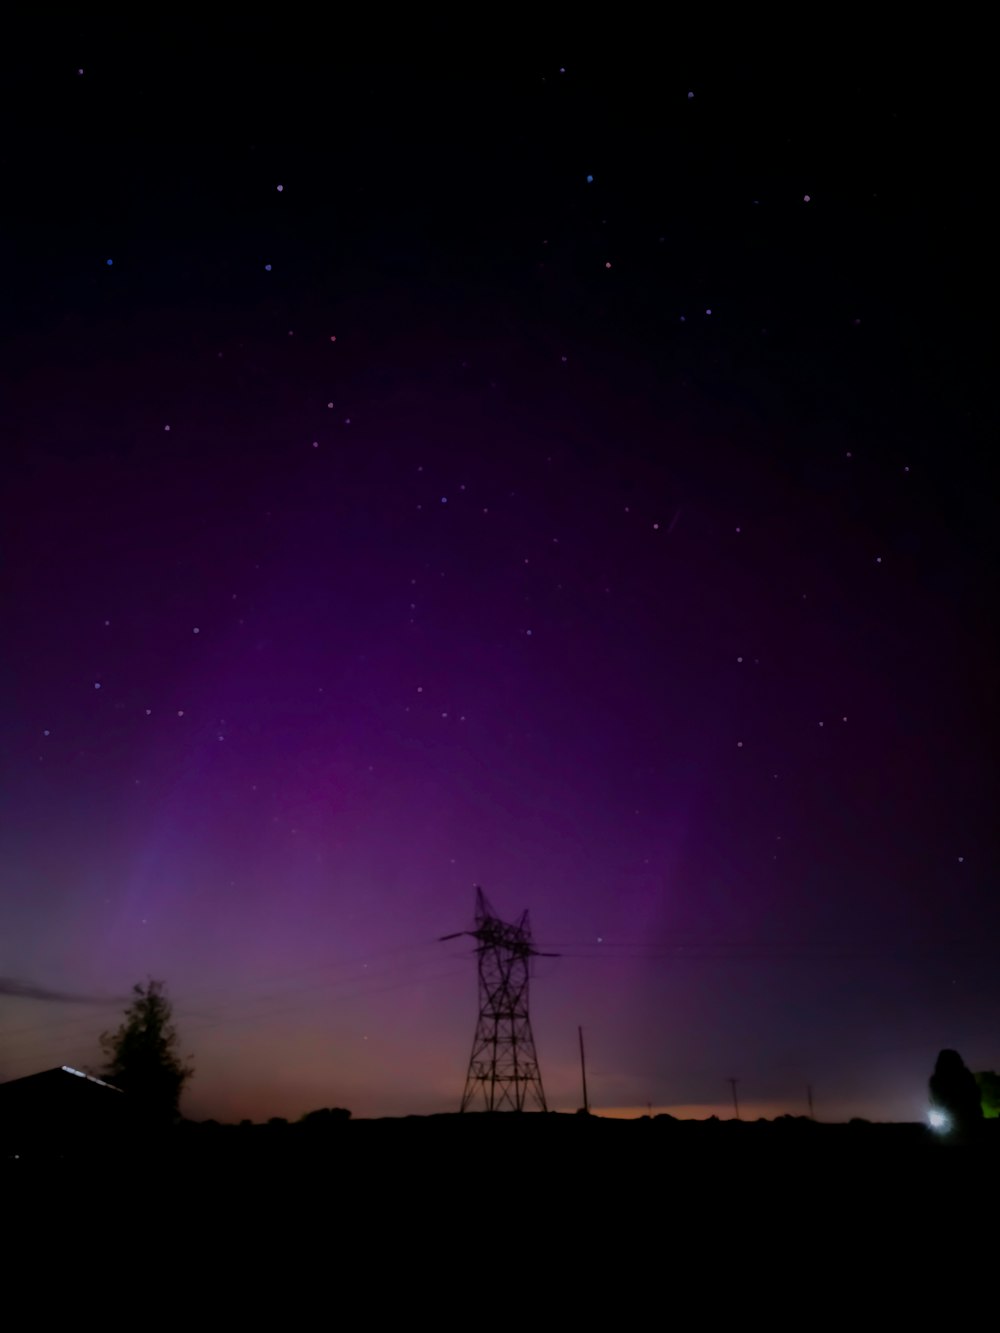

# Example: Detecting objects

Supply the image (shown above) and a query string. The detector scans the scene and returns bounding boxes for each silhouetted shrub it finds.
[930,1050,983,1138]
[299,1107,352,1127]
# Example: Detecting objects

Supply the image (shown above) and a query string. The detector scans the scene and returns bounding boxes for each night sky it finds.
[1,22,995,1124]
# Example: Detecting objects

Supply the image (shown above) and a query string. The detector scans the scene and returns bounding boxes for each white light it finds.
[928,1108,950,1132]
[61,1066,121,1091]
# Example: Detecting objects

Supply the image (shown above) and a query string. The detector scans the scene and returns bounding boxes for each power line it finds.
[0,963,470,1080]
[1,951,468,1051]
[541,941,995,961]
[0,938,450,1044]
[180,963,470,1039]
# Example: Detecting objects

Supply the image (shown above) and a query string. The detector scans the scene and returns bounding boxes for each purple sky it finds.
[1,28,995,1121]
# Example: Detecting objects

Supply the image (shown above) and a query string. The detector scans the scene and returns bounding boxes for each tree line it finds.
[98,978,998,1128]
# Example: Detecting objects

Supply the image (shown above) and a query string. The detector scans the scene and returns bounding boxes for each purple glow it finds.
[0,43,992,1130]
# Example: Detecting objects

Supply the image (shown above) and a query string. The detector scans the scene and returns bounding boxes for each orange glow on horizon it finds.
[572,1103,805,1122]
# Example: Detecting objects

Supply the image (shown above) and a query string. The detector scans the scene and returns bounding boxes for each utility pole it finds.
[441,886,556,1112]
[728,1077,741,1120]
[807,1084,815,1120]
[578,1025,590,1114]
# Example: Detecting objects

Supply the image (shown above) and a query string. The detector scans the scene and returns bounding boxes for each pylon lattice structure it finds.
[446,886,550,1112]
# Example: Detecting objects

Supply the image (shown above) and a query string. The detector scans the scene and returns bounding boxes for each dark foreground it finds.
[5,1109,997,1184]
[5,1114,994,1294]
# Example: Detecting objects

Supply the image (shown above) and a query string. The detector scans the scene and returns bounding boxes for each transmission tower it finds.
[441,885,555,1112]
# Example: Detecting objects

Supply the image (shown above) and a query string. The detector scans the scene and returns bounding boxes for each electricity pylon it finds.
[441,886,555,1112]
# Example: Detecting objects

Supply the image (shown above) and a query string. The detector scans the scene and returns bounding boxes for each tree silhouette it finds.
[299,1106,352,1126]
[929,1048,983,1138]
[100,979,193,1126]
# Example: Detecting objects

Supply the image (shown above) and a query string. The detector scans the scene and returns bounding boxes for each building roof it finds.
[0,1065,122,1097]
[1,1066,130,1156]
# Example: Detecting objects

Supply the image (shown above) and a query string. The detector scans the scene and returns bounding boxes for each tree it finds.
[100,979,193,1126]
[929,1049,983,1137]
[299,1106,352,1127]
[976,1071,1000,1119]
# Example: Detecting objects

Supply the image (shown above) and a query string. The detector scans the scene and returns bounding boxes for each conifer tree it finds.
[100,979,193,1125]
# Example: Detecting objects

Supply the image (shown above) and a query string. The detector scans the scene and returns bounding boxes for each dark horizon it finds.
[1,21,995,1126]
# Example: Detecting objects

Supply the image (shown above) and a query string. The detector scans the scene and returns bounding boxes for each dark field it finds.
[7,1111,996,1187]
[7,1113,993,1295]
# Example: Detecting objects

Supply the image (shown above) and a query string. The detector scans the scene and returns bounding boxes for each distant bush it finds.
[298,1107,352,1126]
[930,1049,983,1137]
